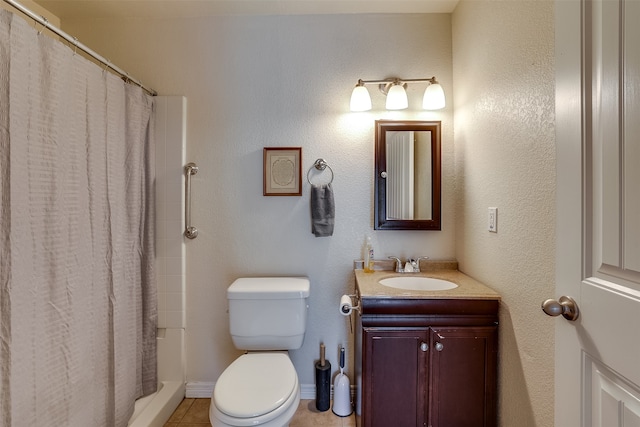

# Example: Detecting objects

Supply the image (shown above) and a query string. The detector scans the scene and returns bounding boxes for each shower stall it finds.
[128,96,188,427]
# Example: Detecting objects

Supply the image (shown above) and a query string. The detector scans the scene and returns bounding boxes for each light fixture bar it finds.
[349,76,445,111]
[357,77,438,85]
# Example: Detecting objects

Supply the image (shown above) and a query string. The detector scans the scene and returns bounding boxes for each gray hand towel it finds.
[310,183,335,237]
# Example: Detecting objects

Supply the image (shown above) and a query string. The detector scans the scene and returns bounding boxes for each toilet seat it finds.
[211,353,299,426]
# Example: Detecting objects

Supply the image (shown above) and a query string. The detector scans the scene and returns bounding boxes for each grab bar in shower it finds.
[184,162,198,239]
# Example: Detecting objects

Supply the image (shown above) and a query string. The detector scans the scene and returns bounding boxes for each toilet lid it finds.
[214,353,297,418]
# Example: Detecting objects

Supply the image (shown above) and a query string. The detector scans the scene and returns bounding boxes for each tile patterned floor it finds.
[164,398,356,427]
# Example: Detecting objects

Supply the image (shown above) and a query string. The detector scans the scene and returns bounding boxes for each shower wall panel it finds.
[155,96,187,329]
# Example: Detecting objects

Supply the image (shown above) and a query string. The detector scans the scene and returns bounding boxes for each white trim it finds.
[186,381,214,398]
[300,383,317,400]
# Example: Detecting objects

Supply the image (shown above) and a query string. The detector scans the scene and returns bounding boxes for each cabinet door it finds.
[429,326,498,427]
[363,328,429,427]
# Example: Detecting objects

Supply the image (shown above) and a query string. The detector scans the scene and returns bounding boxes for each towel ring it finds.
[307,158,334,185]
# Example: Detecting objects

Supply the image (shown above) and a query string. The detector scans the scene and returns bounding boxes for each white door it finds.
[555,0,640,426]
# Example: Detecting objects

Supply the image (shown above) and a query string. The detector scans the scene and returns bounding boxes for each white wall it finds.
[452,1,556,426]
[51,5,558,424]
[59,13,455,391]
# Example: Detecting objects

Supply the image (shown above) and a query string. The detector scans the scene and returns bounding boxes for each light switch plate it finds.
[488,207,498,233]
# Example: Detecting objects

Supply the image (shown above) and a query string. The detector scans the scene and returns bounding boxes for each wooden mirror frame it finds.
[374,120,441,230]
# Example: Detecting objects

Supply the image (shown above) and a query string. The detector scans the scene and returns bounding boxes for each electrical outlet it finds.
[488,207,498,233]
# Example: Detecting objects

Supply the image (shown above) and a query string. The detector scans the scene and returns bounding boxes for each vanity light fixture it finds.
[349,77,445,111]
[385,81,409,110]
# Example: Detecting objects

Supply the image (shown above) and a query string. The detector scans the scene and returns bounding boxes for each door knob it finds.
[541,296,579,321]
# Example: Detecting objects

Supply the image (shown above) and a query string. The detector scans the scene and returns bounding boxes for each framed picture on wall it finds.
[263,147,302,196]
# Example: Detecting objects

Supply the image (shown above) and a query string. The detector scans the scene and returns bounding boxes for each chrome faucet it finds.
[388,256,429,273]
[388,256,404,273]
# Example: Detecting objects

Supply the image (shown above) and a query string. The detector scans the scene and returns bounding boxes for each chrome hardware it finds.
[420,342,429,352]
[387,256,430,273]
[388,256,403,273]
[435,342,444,352]
[541,296,579,321]
[306,158,334,185]
[404,261,415,273]
[380,171,387,178]
[184,163,198,239]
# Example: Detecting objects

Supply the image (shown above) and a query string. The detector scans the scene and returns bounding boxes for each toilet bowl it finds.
[209,277,310,427]
[210,353,300,427]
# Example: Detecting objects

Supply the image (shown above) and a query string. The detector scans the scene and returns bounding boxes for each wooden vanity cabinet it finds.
[363,328,429,426]
[428,326,497,427]
[355,298,498,427]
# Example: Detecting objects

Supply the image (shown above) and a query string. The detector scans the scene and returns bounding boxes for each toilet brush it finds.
[332,346,352,417]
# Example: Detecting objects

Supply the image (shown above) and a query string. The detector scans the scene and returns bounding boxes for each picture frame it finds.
[263,147,302,196]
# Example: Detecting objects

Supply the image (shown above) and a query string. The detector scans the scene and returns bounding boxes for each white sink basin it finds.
[379,276,458,291]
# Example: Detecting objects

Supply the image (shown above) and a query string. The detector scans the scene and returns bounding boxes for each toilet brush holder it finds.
[332,371,352,417]
[332,346,352,417]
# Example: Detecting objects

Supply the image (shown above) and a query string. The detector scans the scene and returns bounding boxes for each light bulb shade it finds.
[422,83,446,110]
[386,84,408,110]
[350,85,372,111]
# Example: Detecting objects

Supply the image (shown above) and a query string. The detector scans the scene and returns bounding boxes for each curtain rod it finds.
[3,0,157,96]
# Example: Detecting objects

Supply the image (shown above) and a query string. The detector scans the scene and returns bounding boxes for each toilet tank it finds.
[227,277,310,350]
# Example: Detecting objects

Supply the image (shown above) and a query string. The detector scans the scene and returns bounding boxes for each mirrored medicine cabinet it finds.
[374,120,441,230]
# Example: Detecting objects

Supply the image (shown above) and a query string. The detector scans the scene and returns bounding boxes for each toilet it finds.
[209,277,310,427]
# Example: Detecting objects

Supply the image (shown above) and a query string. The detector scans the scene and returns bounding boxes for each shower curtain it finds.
[0,9,157,427]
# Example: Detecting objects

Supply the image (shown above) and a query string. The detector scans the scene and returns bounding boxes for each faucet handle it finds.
[413,256,430,273]
[387,256,403,273]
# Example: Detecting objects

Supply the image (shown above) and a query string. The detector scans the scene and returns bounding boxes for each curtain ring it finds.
[72,37,79,56]
[121,72,132,85]
[37,17,49,35]
[103,59,111,74]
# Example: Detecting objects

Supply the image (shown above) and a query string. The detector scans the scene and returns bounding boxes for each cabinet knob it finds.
[435,342,444,352]
[420,342,428,352]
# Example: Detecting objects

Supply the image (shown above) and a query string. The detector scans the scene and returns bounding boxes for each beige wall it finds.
[452,1,556,426]
[57,13,455,388]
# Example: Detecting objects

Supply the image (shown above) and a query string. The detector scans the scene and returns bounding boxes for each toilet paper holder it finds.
[340,294,361,315]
